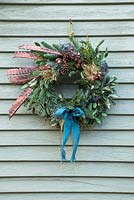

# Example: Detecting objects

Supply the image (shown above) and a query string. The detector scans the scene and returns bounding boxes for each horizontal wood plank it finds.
[0,84,133,99]
[0,130,134,146]
[1,100,133,115]
[0,177,134,193]
[0,193,133,200]
[1,0,134,4]
[0,5,134,20]
[0,37,133,52]
[1,68,134,83]
[0,178,134,193]
[0,162,134,177]
[1,52,134,68]
[0,21,134,36]
[0,115,133,130]
[0,146,134,161]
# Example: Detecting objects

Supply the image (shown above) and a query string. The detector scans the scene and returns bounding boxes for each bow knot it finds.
[55,107,84,162]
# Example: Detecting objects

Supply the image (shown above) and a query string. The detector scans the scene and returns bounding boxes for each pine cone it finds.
[57,44,83,72]
[60,65,70,75]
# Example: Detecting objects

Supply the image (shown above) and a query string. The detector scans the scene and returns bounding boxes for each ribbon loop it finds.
[55,107,84,162]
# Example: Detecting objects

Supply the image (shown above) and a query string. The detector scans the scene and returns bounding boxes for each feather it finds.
[7,66,36,84]
[9,87,33,119]
[19,44,62,56]
[14,51,40,60]
[38,65,51,71]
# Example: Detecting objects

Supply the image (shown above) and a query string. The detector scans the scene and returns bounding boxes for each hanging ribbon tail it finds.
[70,121,80,163]
[55,107,84,163]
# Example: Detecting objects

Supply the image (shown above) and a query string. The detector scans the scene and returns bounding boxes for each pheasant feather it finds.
[7,67,36,84]
[14,51,40,60]
[9,87,33,119]
[19,44,62,56]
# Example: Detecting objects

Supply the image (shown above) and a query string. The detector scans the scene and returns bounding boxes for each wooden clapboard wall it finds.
[0,0,134,199]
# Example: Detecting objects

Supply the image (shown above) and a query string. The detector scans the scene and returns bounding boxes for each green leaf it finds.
[69,36,79,51]
[102,112,107,117]
[44,83,49,89]
[28,78,38,87]
[46,91,51,98]
[105,76,110,83]
[95,40,104,55]
[69,71,76,77]
[93,103,97,108]
[104,48,108,57]
[110,94,119,98]
[80,72,85,79]
[41,41,54,50]
[103,86,111,91]
[96,40,104,49]
[32,70,41,76]
[21,84,29,90]
[32,87,40,96]
[110,76,117,83]
[35,42,41,46]
[59,93,63,100]
[52,43,62,51]
[41,109,47,117]
[43,54,57,60]
[39,61,46,66]
[39,90,46,105]
[46,107,50,115]
[106,99,111,109]
[95,118,101,124]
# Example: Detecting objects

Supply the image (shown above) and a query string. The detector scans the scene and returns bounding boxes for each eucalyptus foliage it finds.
[22,34,117,127]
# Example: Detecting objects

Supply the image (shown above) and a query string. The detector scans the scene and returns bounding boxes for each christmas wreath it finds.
[8,22,117,162]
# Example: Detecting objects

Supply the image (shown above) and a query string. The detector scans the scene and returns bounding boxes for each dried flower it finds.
[82,63,101,81]
[91,71,102,81]
[41,67,57,82]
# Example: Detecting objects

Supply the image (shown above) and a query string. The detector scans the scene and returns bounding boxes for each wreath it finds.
[8,22,117,162]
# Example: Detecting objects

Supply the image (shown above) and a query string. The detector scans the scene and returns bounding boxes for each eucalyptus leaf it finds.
[21,84,29,90]
[32,70,42,76]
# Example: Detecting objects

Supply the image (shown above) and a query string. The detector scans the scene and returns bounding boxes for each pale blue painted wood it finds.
[0,177,134,192]
[0,146,134,161]
[0,21,134,36]
[0,5,134,20]
[0,1,134,199]
[0,162,134,177]
[0,130,133,146]
[0,193,134,200]
[0,37,133,51]
[1,0,134,4]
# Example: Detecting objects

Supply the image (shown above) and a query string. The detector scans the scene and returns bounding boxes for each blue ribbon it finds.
[55,107,84,163]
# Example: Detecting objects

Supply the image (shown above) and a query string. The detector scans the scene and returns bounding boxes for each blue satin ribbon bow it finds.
[55,107,84,163]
